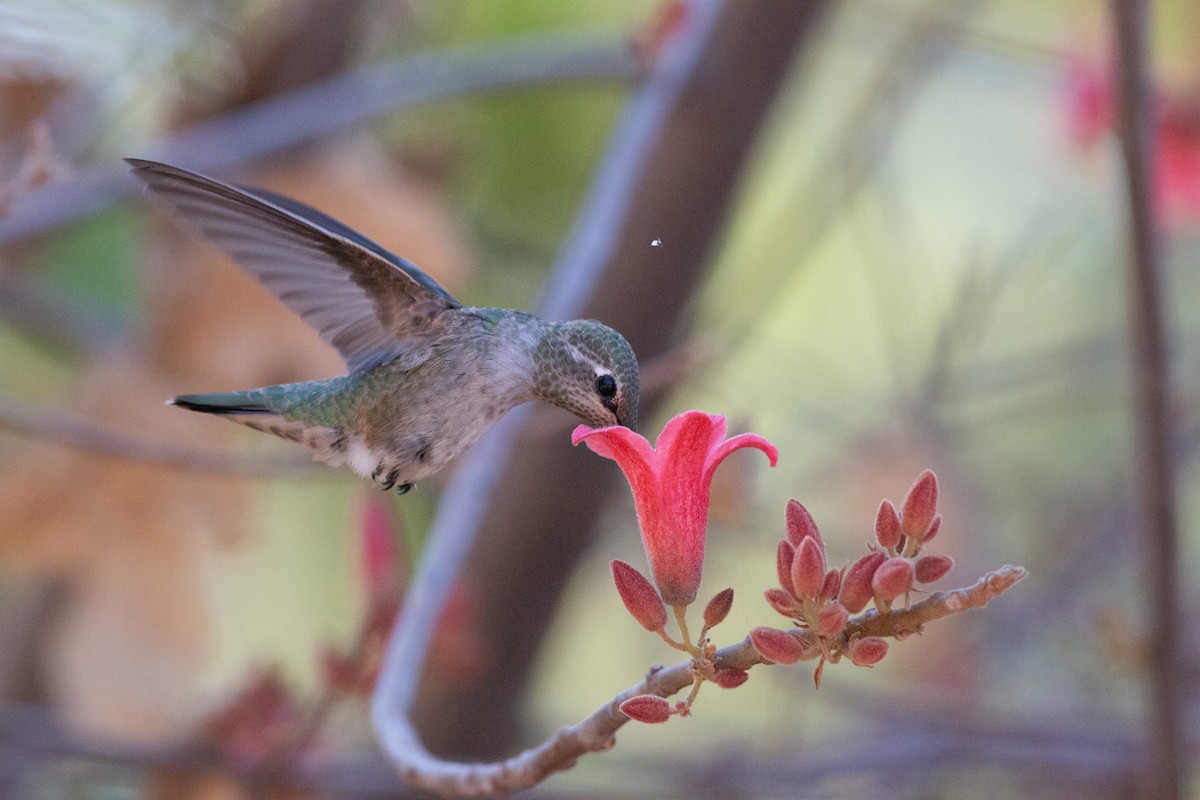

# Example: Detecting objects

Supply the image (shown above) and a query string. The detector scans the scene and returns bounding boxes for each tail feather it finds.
[171,389,345,466]
[170,393,274,415]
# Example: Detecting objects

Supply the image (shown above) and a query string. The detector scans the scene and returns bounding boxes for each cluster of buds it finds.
[751,470,953,685]
[611,575,750,724]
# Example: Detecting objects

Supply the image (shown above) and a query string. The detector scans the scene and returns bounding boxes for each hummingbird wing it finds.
[126,158,461,373]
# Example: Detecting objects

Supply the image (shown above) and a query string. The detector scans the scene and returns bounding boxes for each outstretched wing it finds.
[127,158,460,373]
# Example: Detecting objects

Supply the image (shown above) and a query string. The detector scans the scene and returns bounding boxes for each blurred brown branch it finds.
[386,565,1024,797]
[1111,2,1184,798]
[0,274,122,357]
[0,32,637,245]
[0,690,1145,800]
[0,393,323,477]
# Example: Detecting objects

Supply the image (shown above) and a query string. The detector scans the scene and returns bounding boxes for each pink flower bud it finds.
[790,537,826,599]
[820,568,841,601]
[900,469,939,540]
[712,669,750,689]
[848,636,889,667]
[785,499,822,547]
[764,587,799,617]
[620,694,672,723]
[776,540,795,595]
[874,499,901,550]
[923,514,942,544]
[914,553,954,584]
[611,560,667,632]
[839,550,886,613]
[815,601,849,637]
[703,588,734,628]
[872,557,914,602]
[750,626,806,664]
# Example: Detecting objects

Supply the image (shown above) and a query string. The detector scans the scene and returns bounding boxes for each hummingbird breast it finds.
[330,311,540,488]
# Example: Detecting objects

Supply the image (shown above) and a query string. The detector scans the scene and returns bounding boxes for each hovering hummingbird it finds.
[128,159,639,493]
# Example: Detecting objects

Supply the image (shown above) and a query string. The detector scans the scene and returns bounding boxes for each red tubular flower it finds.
[574,411,778,606]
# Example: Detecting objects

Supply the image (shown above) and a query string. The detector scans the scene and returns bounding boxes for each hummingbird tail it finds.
[170,393,274,415]
[170,387,344,464]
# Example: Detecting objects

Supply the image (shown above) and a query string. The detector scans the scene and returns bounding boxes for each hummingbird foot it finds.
[372,463,411,494]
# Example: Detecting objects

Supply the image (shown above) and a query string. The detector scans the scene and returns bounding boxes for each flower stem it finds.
[655,629,690,652]
[672,605,697,654]
[681,674,704,711]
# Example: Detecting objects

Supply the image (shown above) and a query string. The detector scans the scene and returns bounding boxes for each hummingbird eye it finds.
[595,373,617,400]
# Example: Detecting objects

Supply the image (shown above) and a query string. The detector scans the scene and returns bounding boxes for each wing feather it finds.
[127,158,459,373]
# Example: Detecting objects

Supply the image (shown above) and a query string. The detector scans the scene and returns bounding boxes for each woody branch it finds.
[380,564,1024,798]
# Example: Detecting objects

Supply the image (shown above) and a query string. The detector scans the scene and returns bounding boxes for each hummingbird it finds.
[128,159,639,493]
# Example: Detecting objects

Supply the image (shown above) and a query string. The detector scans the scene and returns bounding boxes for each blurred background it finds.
[0,0,1197,797]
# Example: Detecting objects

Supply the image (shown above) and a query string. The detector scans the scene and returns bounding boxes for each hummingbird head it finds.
[534,320,640,431]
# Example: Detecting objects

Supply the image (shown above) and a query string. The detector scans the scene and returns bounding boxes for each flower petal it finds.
[654,410,725,458]
[572,424,657,479]
[654,413,726,605]
[703,432,780,485]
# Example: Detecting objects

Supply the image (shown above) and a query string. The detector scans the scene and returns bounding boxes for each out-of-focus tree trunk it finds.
[412,0,831,758]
